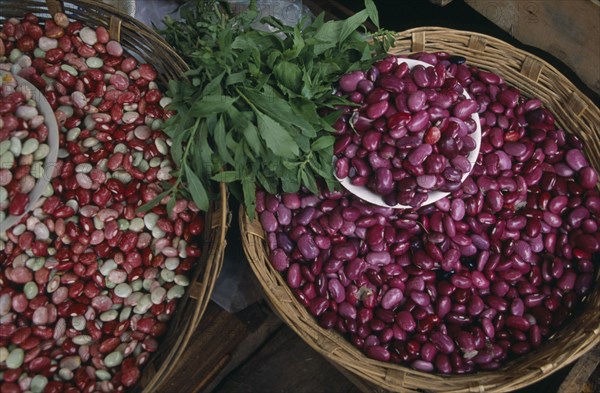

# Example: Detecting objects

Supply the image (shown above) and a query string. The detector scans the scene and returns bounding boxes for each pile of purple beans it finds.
[258,51,599,374]
[333,55,480,208]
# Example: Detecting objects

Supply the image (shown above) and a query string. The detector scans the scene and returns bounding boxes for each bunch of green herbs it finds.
[157,0,393,218]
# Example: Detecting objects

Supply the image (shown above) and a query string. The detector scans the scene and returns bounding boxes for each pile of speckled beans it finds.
[1,12,204,393]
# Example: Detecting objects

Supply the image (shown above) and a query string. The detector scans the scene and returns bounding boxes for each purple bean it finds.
[406,110,430,133]
[297,233,319,260]
[339,302,357,320]
[477,70,501,84]
[408,90,428,112]
[366,100,389,119]
[421,343,438,362]
[543,211,562,228]
[381,288,404,310]
[505,315,530,331]
[565,149,589,171]
[417,175,437,190]
[412,65,429,87]
[372,168,394,195]
[410,291,431,307]
[308,297,329,316]
[332,243,358,261]
[394,312,416,334]
[580,166,599,189]
[435,354,452,374]
[270,248,290,272]
[366,252,392,266]
[430,332,455,354]
[380,74,404,93]
[328,278,346,303]
[453,99,478,120]
[276,204,292,226]
[498,87,519,108]
[412,360,434,372]
[366,345,390,362]
[357,79,374,94]
[287,263,302,288]
[436,297,452,320]
[408,143,433,166]
[260,211,278,232]
[575,273,593,295]
[339,70,366,92]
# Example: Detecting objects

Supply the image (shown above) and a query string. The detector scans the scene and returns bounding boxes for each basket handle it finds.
[44,0,122,42]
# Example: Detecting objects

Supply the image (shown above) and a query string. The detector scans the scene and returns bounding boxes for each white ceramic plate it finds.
[335,58,482,209]
[0,73,59,234]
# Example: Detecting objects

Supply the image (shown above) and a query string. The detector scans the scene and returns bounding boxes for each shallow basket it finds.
[241,27,600,393]
[0,1,229,391]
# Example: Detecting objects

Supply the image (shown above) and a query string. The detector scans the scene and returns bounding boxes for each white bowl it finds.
[0,74,59,234]
[335,58,482,209]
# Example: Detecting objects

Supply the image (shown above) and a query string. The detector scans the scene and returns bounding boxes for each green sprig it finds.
[158,0,394,218]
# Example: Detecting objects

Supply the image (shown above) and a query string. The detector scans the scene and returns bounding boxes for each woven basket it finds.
[0,1,229,391]
[241,27,600,393]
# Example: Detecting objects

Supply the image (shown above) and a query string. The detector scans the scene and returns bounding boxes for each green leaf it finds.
[364,0,380,29]
[242,122,263,155]
[266,50,282,69]
[312,20,343,55]
[166,194,176,216]
[242,176,257,220]
[243,86,315,135]
[185,165,209,212]
[169,129,187,167]
[231,35,256,51]
[339,10,368,43]
[211,171,240,182]
[281,169,301,192]
[283,25,305,59]
[214,116,234,165]
[234,139,248,176]
[273,61,302,93]
[256,171,278,195]
[255,110,299,157]
[322,109,344,126]
[190,95,237,117]
[227,107,263,155]
[137,189,171,214]
[202,72,225,95]
[193,121,214,181]
[161,1,393,210]
[225,71,246,86]
[311,135,335,151]
[310,153,335,182]
[301,169,319,195]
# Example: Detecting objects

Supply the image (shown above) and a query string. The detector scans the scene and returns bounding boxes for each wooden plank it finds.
[464,0,600,95]
[213,326,362,393]
[330,362,387,393]
[156,302,248,393]
[558,345,600,393]
[203,303,283,392]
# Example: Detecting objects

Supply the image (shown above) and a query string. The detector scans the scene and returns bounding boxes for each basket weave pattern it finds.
[0,1,229,391]
[241,27,600,393]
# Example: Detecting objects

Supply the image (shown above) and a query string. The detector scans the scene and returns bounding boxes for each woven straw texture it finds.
[241,27,600,393]
[0,1,229,391]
